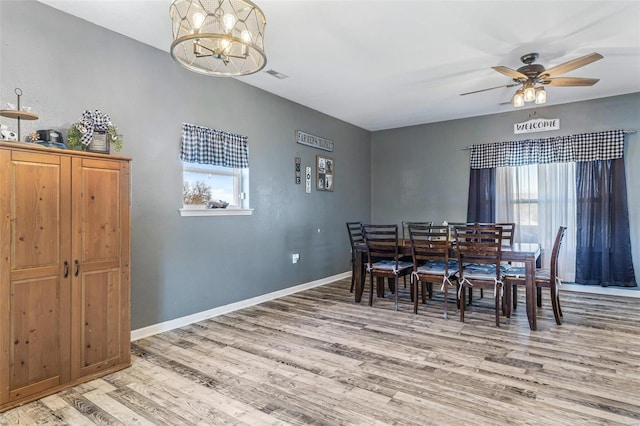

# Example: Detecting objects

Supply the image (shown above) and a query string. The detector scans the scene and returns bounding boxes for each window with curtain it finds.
[496,162,577,282]
[469,129,635,287]
[179,123,251,216]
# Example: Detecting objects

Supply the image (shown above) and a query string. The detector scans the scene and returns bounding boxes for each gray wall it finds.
[1,1,371,329]
[371,93,640,280]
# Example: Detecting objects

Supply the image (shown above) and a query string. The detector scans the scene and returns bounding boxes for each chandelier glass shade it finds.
[512,88,525,107]
[523,82,535,103]
[512,82,547,107]
[170,0,267,76]
[534,87,547,104]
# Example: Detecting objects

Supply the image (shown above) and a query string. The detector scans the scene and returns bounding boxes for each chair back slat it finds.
[363,224,400,262]
[408,224,450,264]
[455,226,503,277]
[475,222,515,248]
[402,221,433,240]
[346,222,364,246]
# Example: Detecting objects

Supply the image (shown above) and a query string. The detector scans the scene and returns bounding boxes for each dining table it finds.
[353,240,542,331]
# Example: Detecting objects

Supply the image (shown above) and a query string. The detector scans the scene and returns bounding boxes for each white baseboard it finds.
[130,271,350,341]
[562,283,640,298]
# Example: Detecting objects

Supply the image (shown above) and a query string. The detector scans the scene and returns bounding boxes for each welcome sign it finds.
[514,118,560,134]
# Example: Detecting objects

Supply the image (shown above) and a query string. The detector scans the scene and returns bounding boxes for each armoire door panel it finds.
[71,157,128,381]
[1,148,72,407]
[76,160,121,264]
[11,160,61,270]
[72,269,122,378]
[10,277,61,395]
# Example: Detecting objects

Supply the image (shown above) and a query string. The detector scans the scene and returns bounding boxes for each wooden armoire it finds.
[0,141,131,412]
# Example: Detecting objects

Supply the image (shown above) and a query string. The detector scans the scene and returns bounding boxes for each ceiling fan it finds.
[461,52,603,106]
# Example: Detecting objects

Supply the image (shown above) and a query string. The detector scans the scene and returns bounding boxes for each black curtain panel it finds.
[575,159,637,287]
[467,167,495,223]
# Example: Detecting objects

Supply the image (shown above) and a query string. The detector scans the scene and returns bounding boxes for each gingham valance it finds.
[469,130,625,169]
[180,123,249,168]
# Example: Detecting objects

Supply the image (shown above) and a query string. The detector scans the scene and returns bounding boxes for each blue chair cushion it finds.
[462,264,501,280]
[504,266,551,280]
[371,260,412,272]
[416,259,459,275]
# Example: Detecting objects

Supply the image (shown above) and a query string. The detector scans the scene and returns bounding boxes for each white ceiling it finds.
[37,0,640,131]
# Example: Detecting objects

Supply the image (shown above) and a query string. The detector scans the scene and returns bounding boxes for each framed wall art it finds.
[88,131,110,153]
[316,154,334,191]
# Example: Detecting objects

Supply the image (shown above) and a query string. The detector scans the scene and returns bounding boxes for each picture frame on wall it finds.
[316,154,334,191]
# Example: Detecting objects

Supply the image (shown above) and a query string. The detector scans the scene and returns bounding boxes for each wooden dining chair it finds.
[454,226,505,326]
[503,226,566,325]
[408,224,458,318]
[469,223,515,302]
[401,221,432,290]
[362,224,413,311]
[346,222,364,293]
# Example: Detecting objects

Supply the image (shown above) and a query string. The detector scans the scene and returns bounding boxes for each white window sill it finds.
[179,208,253,217]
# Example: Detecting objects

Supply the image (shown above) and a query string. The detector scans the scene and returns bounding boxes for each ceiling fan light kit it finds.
[523,82,536,103]
[512,88,525,107]
[462,52,603,108]
[169,0,267,76]
[535,87,547,105]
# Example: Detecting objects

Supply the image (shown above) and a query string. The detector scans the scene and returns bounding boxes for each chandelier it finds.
[170,0,267,76]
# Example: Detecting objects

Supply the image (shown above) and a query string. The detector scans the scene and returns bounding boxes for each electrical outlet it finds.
[292,253,300,264]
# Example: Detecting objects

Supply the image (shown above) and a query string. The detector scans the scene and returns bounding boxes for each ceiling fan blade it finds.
[539,52,603,78]
[543,77,600,87]
[491,66,528,81]
[460,83,520,96]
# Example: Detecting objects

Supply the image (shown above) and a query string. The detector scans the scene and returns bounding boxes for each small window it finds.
[182,162,249,212]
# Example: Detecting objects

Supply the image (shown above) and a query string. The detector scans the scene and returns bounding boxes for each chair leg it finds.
[377,277,385,297]
[459,286,466,323]
[443,281,449,319]
[550,288,563,325]
[503,281,511,318]
[468,288,473,305]
[557,291,563,317]
[388,278,396,294]
[495,287,501,327]
[421,282,427,303]
[480,288,484,299]
[369,274,375,306]
[350,264,355,293]
[537,286,542,307]
[413,277,419,314]
[512,285,518,311]
[428,283,433,300]
[394,278,399,311]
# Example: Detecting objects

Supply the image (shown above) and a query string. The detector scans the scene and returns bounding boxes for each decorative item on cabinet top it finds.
[67,109,123,152]
[0,88,39,142]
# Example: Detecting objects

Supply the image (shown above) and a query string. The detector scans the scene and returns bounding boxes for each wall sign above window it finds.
[296,130,333,152]
[514,117,560,134]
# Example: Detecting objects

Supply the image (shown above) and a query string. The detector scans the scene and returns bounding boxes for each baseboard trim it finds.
[562,283,640,298]
[131,271,350,341]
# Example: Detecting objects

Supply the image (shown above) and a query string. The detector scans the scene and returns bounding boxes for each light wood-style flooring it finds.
[2,278,640,425]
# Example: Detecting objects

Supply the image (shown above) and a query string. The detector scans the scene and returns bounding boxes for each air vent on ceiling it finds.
[265,69,288,79]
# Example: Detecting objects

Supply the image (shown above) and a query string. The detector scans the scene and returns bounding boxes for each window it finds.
[179,123,252,216]
[496,164,539,243]
[496,162,576,280]
[180,162,250,216]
